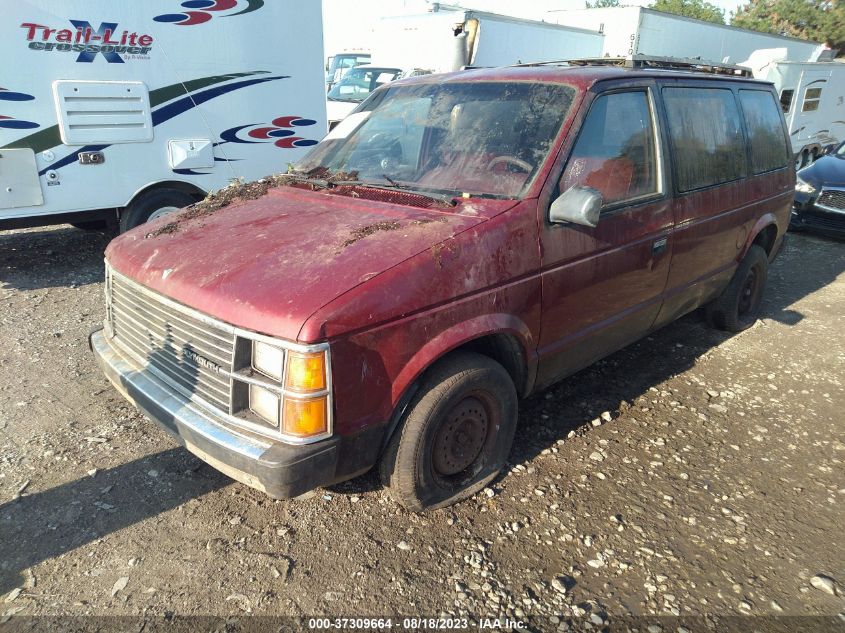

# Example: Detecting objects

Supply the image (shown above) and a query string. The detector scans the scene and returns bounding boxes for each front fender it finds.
[391,312,538,406]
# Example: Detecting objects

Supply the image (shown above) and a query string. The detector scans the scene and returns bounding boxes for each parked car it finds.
[325,52,371,90]
[792,141,845,237]
[92,62,794,511]
[326,65,430,130]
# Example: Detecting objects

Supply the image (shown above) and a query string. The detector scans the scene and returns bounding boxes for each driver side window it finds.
[560,91,659,207]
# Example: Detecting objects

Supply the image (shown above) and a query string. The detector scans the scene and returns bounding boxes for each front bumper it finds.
[90,329,342,498]
[791,197,845,238]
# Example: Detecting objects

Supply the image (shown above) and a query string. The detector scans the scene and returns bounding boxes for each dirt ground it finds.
[0,225,843,629]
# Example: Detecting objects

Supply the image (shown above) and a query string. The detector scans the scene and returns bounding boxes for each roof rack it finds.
[519,55,754,77]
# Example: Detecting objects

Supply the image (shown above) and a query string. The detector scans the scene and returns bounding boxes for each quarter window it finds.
[663,87,746,192]
[739,90,790,174]
[560,91,660,207]
[802,87,822,112]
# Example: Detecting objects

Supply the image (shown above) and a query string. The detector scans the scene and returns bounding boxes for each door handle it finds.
[652,237,668,255]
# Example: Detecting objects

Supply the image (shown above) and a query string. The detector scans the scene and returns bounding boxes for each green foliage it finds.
[731,0,845,52]
[586,0,621,7]
[651,0,726,24]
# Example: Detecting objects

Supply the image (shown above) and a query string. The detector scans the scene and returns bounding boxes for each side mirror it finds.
[549,186,603,227]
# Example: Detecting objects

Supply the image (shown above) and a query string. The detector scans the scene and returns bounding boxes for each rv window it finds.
[779,89,794,113]
[739,90,790,174]
[802,87,822,112]
[663,87,746,192]
[559,91,660,207]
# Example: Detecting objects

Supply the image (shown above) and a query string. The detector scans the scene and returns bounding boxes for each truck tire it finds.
[705,245,768,333]
[379,352,518,511]
[119,189,195,233]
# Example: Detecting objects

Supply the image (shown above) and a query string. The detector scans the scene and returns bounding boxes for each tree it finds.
[651,0,726,23]
[732,0,845,53]
[586,0,621,7]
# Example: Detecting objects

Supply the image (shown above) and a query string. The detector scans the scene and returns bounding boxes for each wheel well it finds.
[380,332,530,454]
[455,333,529,397]
[124,181,206,212]
[752,224,778,257]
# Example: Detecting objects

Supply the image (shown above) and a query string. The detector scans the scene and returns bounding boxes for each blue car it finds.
[792,141,845,238]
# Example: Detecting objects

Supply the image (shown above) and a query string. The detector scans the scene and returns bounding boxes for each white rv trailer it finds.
[741,51,845,167]
[547,7,826,64]
[0,0,327,232]
[371,6,604,75]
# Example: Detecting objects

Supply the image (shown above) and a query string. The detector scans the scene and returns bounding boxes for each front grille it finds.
[108,269,234,413]
[817,188,845,211]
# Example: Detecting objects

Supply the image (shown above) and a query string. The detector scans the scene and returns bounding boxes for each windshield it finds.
[327,68,402,102]
[298,81,576,198]
[837,142,845,156]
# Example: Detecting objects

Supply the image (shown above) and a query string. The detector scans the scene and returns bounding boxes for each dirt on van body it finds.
[0,226,843,628]
[145,175,295,239]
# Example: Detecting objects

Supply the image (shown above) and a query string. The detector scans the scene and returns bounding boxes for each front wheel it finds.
[705,244,769,332]
[379,352,518,511]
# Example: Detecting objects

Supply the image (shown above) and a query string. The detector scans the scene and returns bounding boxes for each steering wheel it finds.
[488,155,533,173]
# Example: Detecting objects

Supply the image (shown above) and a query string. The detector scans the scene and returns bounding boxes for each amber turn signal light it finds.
[285,351,327,392]
[283,396,328,438]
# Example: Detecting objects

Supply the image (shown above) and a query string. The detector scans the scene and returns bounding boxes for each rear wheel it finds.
[379,352,518,511]
[119,189,195,233]
[705,244,769,333]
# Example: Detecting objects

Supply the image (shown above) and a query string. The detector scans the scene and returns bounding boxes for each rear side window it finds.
[560,91,660,206]
[663,87,746,192]
[739,90,789,174]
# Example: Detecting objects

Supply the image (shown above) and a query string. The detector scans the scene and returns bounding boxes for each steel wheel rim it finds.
[738,268,760,316]
[432,396,490,478]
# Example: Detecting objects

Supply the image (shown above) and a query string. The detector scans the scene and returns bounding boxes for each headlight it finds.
[252,340,284,381]
[795,177,817,195]
[249,384,281,425]
[246,341,330,440]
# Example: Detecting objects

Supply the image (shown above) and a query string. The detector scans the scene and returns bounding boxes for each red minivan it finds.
[92,61,794,510]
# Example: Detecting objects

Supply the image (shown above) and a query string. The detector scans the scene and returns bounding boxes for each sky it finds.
[322,0,745,54]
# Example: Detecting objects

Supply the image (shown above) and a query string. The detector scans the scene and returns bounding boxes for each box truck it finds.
[371,5,604,75]
[547,7,827,64]
[1,0,328,232]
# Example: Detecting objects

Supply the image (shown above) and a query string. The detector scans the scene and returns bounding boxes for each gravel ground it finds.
[0,225,843,629]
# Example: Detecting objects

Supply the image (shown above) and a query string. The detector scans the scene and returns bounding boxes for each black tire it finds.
[705,244,768,333]
[379,352,518,511]
[119,189,195,233]
[70,220,109,231]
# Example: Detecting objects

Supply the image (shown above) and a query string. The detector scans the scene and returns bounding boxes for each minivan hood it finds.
[105,186,493,341]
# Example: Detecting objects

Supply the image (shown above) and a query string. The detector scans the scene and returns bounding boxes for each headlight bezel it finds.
[236,333,333,443]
